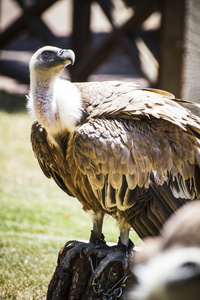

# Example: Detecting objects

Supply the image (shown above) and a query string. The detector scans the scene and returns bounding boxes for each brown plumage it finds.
[28,46,200,248]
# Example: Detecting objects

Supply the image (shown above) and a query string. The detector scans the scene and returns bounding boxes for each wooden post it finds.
[70,0,92,82]
[158,0,186,98]
[70,0,158,82]
[0,0,58,49]
[182,0,200,108]
[47,241,136,299]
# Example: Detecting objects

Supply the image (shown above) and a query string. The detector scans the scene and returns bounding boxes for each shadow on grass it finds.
[0,91,27,113]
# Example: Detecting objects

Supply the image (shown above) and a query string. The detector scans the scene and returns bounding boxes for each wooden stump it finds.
[47,241,136,300]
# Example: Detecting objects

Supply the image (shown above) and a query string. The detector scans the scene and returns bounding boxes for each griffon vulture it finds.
[28,46,200,277]
[130,201,200,300]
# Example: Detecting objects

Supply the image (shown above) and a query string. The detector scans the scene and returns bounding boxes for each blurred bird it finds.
[130,201,200,300]
[27,46,200,279]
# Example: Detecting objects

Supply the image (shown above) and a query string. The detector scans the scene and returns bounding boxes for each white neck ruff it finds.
[27,78,82,134]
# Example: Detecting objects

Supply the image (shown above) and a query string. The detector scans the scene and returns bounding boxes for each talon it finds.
[80,246,86,258]
[59,241,95,276]
[88,255,95,273]
[58,237,107,277]
[88,239,134,285]
[88,249,128,286]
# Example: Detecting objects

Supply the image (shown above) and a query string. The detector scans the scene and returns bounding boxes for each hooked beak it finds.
[58,49,75,65]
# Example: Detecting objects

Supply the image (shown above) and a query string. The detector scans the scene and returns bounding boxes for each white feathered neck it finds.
[27,76,82,134]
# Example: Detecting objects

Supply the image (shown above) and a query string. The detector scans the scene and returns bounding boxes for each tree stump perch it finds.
[47,241,136,300]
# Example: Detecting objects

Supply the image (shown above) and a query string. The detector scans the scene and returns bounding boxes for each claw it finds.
[58,239,107,277]
[88,255,95,273]
[59,241,94,276]
[58,236,134,290]
[89,247,129,285]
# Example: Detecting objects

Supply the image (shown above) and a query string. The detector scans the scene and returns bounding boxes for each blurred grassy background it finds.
[0,98,141,299]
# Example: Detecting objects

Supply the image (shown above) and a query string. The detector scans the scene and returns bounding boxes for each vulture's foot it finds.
[58,231,106,277]
[89,237,134,285]
[59,234,134,290]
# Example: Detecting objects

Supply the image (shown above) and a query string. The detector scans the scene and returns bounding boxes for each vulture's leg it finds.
[59,211,105,276]
[88,224,134,284]
[89,211,106,244]
[59,213,133,284]
[119,224,131,247]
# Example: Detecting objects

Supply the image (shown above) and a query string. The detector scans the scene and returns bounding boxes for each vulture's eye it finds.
[41,51,54,60]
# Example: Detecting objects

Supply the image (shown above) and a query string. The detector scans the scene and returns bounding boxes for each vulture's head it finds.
[28,46,81,134]
[129,201,200,300]
[29,46,75,80]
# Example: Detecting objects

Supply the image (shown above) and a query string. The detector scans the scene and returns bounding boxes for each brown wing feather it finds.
[73,117,200,198]
[72,114,200,238]
[31,121,104,212]
[76,81,200,134]
[31,121,74,196]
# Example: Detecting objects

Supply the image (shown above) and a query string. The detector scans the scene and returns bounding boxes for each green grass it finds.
[0,107,140,299]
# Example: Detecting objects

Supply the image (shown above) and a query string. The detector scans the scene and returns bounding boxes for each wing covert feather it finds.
[75,81,200,134]
[31,121,75,196]
[73,117,200,203]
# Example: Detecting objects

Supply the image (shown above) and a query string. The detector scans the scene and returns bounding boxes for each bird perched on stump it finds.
[130,201,200,300]
[28,46,200,279]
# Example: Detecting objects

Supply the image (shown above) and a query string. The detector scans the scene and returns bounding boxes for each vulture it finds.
[130,201,200,300]
[28,46,200,277]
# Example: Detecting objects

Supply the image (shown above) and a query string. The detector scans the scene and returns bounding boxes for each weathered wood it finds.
[47,241,136,300]
[71,0,159,82]
[183,0,200,110]
[158,0,186,98]
[0,0,58,49]
[71,0,92,63]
